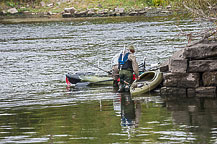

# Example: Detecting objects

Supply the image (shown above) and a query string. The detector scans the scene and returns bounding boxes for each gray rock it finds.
[62,13,72,18]
[7,8,18,14]
[166,5,172,9]
[163,73,200,88]
[47,3,54,7]
[160,49,185,72]
[195,87,216,98]
[129,11,138,16]
[183,42,217,60]
[114,8,125,13]
[202,71,217,86]
[64,7,76,14]
[188,60,217,72]
[171,49,185,59]
[138,10,146,15]
[87,10,95,16]
[75,10,88,17]
[160,60,169,72]
[169,58,188,73]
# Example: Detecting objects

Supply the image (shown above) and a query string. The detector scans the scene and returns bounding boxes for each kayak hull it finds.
[130,71,163,96]
[66,72,113,85]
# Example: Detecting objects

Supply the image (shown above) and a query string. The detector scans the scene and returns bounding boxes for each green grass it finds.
[0,0,180,15]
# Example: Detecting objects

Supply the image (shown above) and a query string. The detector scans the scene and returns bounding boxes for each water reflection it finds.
[0,15,215,143]
[166,97,217,143]
[120,93,136,127]
[113,93,136,139]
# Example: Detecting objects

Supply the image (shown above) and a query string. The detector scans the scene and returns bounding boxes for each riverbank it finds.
[0,13,186,24]
[0,0,182,21]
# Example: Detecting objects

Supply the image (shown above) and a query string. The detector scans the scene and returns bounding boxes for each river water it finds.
[0,16,217,143]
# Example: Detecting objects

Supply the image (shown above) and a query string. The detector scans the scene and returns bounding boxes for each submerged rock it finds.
[163,73,200,88]
[160,87,187,99]
[195,87,216,98]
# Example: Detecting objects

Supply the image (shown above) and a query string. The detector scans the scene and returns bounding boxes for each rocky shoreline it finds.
[0,5,178,20]
[62,6,174,18]
[160,40,217,99]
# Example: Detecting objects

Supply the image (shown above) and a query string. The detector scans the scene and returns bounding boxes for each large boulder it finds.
[160,49,186,73]
[163,73,200,88]
[188,60,217,72]
[160,59,169,72]
[183,42,217,60]
[169,59,188,73]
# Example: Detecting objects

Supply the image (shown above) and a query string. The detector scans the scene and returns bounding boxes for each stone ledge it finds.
[169,58,188,73]
[183,42,217,60]
[188,60,217,72]
[163,73,200,88]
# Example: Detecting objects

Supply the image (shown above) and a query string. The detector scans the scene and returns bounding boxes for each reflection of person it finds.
[118,45,140,92]
[120,93,135,127]
[111,53,120,87]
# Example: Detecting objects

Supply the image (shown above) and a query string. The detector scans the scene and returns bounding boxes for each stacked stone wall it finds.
[160,41,217,99]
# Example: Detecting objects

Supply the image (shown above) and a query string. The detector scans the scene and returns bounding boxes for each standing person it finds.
[118,45,140,92]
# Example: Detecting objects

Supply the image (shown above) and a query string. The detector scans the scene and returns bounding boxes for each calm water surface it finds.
[0,16,217,143]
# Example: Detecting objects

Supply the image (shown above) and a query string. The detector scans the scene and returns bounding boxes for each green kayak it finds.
[66,72,113,86]
[130,71,163,96]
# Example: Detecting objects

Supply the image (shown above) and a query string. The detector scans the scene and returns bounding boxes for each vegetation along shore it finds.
[0,0,187,19]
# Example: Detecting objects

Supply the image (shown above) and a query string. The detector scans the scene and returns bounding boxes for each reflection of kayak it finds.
[130,71,163,96]
[66,72,113,86]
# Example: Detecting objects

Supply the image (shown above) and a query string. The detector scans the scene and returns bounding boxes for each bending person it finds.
[118,45,140,92]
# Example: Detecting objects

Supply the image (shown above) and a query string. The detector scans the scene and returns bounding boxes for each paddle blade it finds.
[75,82,90,87]
[66,77,71,86]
